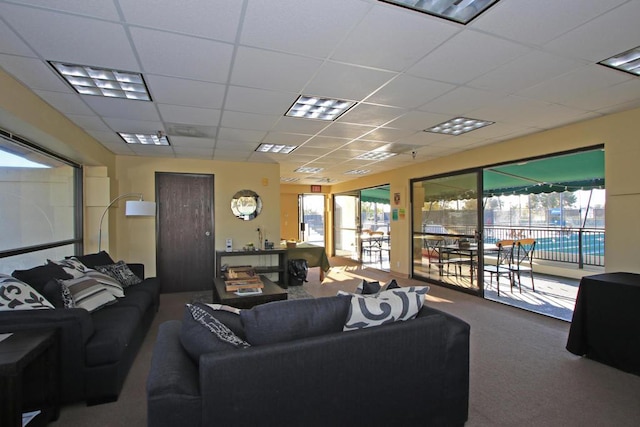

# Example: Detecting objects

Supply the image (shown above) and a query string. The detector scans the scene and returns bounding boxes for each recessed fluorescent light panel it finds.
[380,0,500,24]
[344,169,371,175]
[119,133,170,146]
[285,96,355,121]
[50,61,151,100]
[255,143,297,154]
[355,151,397,161]
[599,46,640,76]
[280,177,299,182]
[295,166,324,173]
[425,117,494,136]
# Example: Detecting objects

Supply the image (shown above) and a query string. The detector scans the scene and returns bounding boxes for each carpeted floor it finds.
[53,257,640,426]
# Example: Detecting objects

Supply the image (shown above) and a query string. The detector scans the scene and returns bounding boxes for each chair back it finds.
[424,236,444,260]
[513,239,535,267]
[495,239,515,266]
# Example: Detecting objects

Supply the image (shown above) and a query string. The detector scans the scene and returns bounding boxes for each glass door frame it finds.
[332,191,362,261]
[410,168,486,297]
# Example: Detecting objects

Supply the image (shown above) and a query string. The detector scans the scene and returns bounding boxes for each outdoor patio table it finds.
[566,272,640,376]
[441,243,499,286]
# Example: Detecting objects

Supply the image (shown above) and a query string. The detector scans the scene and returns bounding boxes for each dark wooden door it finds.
[156,173,214,293]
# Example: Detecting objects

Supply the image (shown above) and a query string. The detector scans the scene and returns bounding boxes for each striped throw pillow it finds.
[58,276,116,312]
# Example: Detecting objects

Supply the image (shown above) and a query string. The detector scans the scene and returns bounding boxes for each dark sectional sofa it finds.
[147,294,470,427]
[0,251,159,405]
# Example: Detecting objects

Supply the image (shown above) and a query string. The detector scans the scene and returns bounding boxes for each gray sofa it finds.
[0,251,159,405]
[147,295,470,427]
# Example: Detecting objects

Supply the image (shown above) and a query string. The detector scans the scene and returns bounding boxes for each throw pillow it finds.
[0,274,54,311]
[341,286,430,332]
[11,263,73,294]
[381,279,401,292]
[361,280,382,295]
[49,258,89,278]
[180,303,249,363]
[240,295,351,346]
[72,251,115,269]
[42,279,76,309]
[82,270,125,298]
[95,261,142,288]
[58,276,116,312]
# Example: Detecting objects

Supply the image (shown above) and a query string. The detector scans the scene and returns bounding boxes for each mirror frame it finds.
[231,189,262,221]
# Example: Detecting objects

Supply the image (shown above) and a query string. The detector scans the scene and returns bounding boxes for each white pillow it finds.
[0,274,54,311]
[340,286,430,331]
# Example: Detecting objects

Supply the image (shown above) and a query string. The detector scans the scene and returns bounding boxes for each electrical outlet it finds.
[396,261,400,268]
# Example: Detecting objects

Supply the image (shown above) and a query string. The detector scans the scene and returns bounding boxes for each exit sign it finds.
[310,185,322,193]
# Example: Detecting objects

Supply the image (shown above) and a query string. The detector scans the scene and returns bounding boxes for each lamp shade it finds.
[125,200,156,216]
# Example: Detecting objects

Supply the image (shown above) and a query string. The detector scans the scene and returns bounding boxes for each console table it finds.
[0,329,59,427]
[566,272,640,375]
[216,249,288,287]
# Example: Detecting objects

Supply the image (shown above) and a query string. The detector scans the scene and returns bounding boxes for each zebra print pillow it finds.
[341,286,430,331]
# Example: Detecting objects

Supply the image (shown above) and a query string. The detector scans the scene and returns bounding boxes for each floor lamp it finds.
[98,193,156,252]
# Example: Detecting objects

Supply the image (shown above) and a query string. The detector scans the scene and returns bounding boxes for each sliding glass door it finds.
[411,171,482,294]
[333,192,360,260]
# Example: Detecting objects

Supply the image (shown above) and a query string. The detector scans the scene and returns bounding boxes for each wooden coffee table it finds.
[212,275,287,309]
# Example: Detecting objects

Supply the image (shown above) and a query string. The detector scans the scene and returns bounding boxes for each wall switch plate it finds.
[225,238,233,252]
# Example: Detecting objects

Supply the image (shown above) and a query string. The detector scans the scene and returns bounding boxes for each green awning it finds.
[484,149,604,196]
[418,149,604,201]
[361,186,390,204]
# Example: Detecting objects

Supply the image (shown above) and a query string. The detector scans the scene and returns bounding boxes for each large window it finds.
[0,131,82,273]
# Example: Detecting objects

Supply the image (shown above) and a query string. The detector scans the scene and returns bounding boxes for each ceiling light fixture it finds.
[355,151,397,161]
[285,95,355,121]
[280,177,299,182]
[119,132,170,146]
[599,46,640,76]
[344,169,371,175]
[49,61,151,100]
[379,0,501,25]
[255,143,298,154]
[425,117,494,136]
[295,166,324,173]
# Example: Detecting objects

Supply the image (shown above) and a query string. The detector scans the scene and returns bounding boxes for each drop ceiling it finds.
[0,0,639,185]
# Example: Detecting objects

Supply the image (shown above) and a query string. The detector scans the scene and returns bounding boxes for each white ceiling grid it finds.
[0,0,638,184]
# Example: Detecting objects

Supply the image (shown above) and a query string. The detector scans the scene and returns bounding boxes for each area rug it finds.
[190,286,313,304]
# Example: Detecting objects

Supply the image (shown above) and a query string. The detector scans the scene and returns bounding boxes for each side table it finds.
[0,329,59,427]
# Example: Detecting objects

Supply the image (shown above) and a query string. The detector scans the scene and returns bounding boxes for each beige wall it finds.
[113,156,281,275]
[331,107,640,277]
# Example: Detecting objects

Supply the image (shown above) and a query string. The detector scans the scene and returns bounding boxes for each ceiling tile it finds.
[4,0,121,20]
[158,104,221,126]
[240,0,370,58]
[64,114,111,132]
[220,110,281,131]
[0,4,139,70]
[367,74,455,109]
[304,61,395,101]
[231,47,322,92]
[33,90,94,115]
[318,122,376,139]
[386,111,452,131]
[407,29,531,84]
[270,116,329,134]
[217,128,266,143]
[130,28,233,82]
[225,86,295,115]
[262,132,311,145]
[338,103,406,127]
[471,0,627,47]
[0,20,36,57]
[102,117,164,133]
[544,1,640,62]
[303,136,351,150]
[0,55,71,92]
[419,87,506,116]
[469,51,588,94]
[82,97,160,121]
[146,75,226,109]
[118,0,242,42]
[331,4,460,71]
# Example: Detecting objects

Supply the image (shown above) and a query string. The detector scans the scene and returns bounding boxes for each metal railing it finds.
[484,226,604,268]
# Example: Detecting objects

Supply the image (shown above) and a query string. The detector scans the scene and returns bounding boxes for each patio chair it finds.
[422,236,446,275]
[510,238,536,293]
[483,239,514,296]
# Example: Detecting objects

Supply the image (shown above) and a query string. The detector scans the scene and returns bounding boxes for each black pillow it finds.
[12,263,73,294]
[381,279,400,292]
[179,303,248,363]
[361,280,382,295]
[72,251,115,269]
[240,295,351,346]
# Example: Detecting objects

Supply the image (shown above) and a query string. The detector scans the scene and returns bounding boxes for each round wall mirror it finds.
[231,190,262,221]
